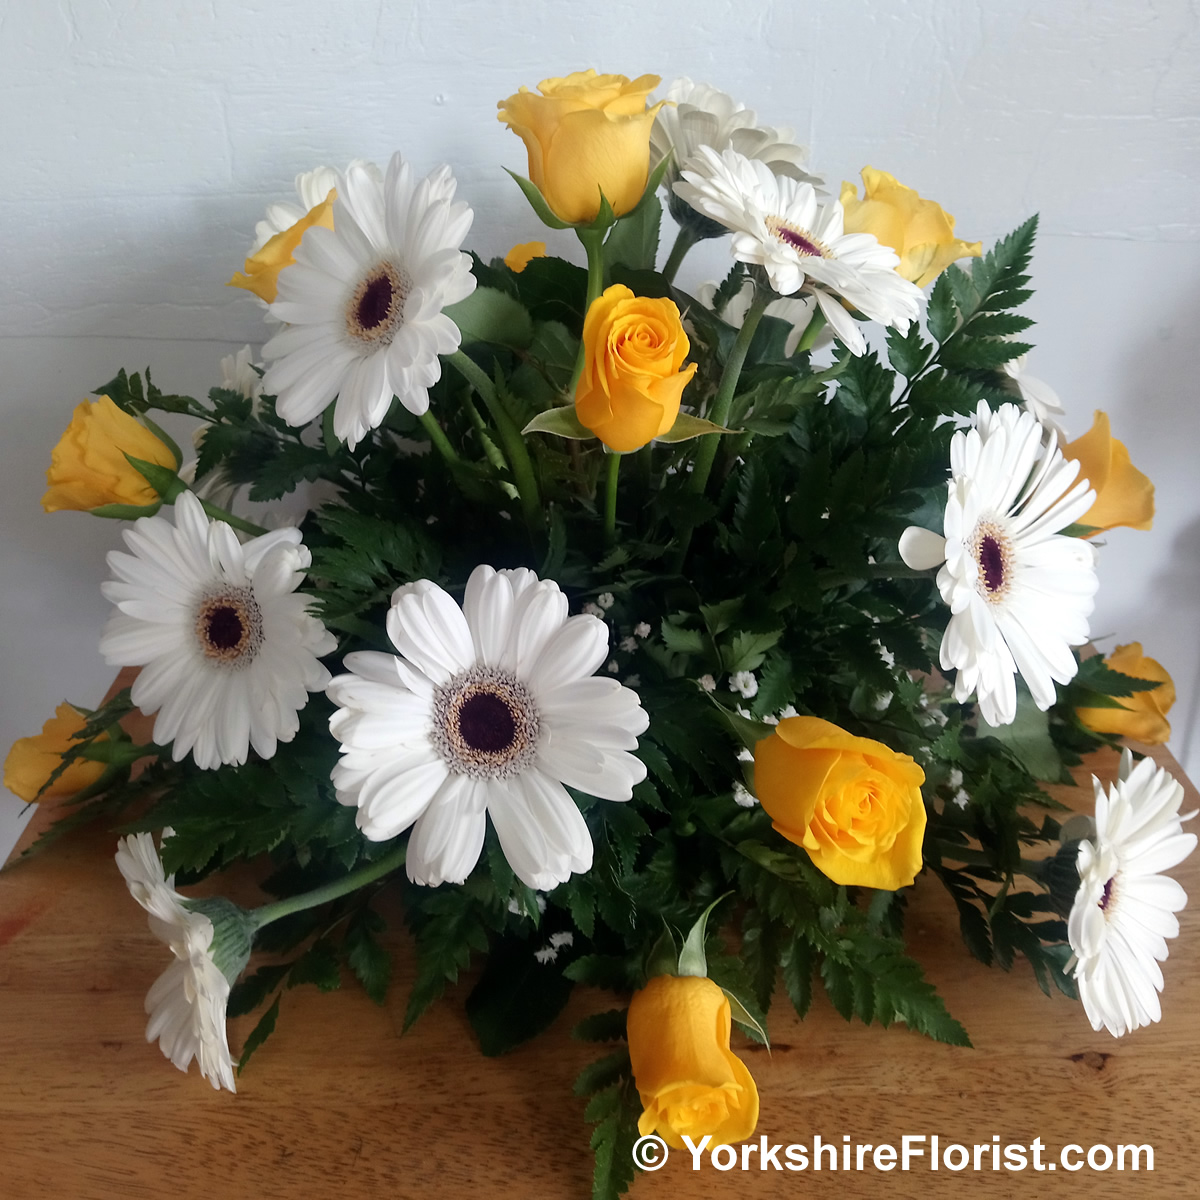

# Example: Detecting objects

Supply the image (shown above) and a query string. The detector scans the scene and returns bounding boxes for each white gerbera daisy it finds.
[651,79,820,237]
[898,402,1097,726]
[115,832,237,1091]
[696,278,825,357]
[219,344,263,403]
[261,152,476,449]
[1068,750,1197,1037]
[672,147,922,354]
[99,492,336,769]
[326,565,650,890]
[1001,351,1069,440]
[249,163,347,255]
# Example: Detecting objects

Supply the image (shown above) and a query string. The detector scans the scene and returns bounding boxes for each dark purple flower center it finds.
[205,605,245,651]
[1100,877,1115,912]
[356,274,395,331]
[979,534,1006,594]
[457,692,517,754]
[766,215,828,258]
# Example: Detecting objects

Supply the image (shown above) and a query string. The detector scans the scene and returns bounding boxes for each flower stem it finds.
[251,842,408,930]
[603,452,621,544]
[688,288,770,499]
[446,350,542,529]
[794,306,827,354]
[662,223,699,285]
[567,227,608,397]
[196,499,268,538]
[417,409,461,466]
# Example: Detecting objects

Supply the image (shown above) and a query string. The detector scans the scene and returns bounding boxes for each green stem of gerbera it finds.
[688,287,771,499]
[603,451,621,544]
[196,499,268,538]
[446,350,541,529]
[794,305,827,354]
[417,409,461,466]
[567,226,609,397]
[662,223,700,285]
[251,842,408,930]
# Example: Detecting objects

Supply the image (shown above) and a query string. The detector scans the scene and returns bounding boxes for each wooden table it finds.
[1,743,1196,1200]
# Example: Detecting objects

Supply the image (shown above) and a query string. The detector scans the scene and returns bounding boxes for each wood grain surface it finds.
[1,741,1196,1200]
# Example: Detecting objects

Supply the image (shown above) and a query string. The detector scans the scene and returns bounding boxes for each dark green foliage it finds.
[62,218,1095,1200]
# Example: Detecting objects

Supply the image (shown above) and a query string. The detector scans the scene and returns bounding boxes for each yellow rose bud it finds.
[575,284,697,452]
[754,716,927,890]
[42,396,178,513]
[228,188,336,304]
[1077,643,1175,745]
[627,974,759,1150]
[1062,410,1154,536]
[3,704,106,803]
[497,70,663,225]
[840,167,982,288]
[503,241,547,274]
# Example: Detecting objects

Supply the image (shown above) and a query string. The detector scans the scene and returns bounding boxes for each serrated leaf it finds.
[227,963,290,1019]
[236,994,280,1074]
[344,908,391,1005]
[287,938,342,993]
[573,1008,628,1044]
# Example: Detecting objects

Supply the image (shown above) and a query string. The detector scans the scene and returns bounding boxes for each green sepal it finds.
[1059,522,1101,539]
[182,895,256,985]
[446,285,536,350]
[707,697,775,752]
[123,453,185,502]
[139,414,184,468]
[677,893,730,978]
[89,500,163,520]
[643,924,678,982]
[654,412,738,444]
[722,987,770,1048]
[75,740,151,767]
[522,405,594,440]
[504,169,573,230]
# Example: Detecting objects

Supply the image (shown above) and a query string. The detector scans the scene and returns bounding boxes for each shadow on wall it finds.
[1117,274,1200,777]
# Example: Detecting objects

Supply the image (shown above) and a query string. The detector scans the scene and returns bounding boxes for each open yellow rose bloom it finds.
[627,974,759,1149]
[755,716,927,890]
[575,284,697,452]
[228,188,336,304]
[1062,411,1155,535]
[3,704,105,804]
[841,167,981,288]
[42,395,177,513]
[497,70,663,225]
[1077,643,1175,744]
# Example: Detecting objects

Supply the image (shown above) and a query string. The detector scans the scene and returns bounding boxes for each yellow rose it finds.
[42,396,178,513]
[575,284,697,452]
[627,974,759,1150]
[3,704,106,803]
[497,70,663,224]
[754,716,927,890]
[1062,411,1154,535]
[1077,643,1175,745]
[503,241,546,273]
[840,167,982,288]
[228,188,336,304]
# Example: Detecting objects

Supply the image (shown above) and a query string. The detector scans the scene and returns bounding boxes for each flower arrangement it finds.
[6,67,1194,1200]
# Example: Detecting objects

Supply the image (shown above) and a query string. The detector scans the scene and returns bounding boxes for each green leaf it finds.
[504,169,572,229]
[659,617,706,657]
[978,687,1068,783]
[236,994,281,1075]
[927,274,957,343]
[465,934,575,1056]
[1073,655,1163,698]
[603,174,663,272]
[587,1076,641,1200]
[573,1048,631,1097]
[723,629,783,673]
[344,908,391,1005]
[227,963,290,1019]
[445,285,535,349]
[287,938,342,993]
[886,323,931,379]
[781,936,815,1017]
[654,412,738,443]
[522,405,594,440]
[573,1008,628,1044]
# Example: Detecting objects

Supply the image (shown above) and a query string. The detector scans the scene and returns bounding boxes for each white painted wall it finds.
[3,0,1198,858]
